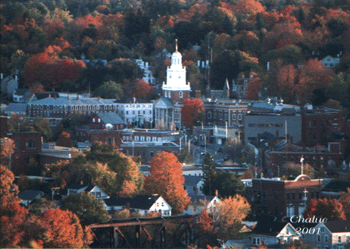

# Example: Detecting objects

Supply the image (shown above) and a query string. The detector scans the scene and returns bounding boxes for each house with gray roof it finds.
[4,103,27,116]
[90,112,125,130]
[18,190,45,207]
[103,194,172,216]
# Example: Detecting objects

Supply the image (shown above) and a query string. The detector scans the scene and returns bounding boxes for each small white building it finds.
[66,183,109,199]
[321,55,340,68]
[115,97,153,127]
[104,194,172,216]
[135,58,156,85]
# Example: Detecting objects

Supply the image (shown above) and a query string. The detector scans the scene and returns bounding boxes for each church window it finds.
[179,91,183,98]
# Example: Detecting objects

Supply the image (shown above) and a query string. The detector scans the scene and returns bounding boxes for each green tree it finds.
[202,154,217,196]
[215,170,246,198]
[93,80,123,99]
[60,192,110,226]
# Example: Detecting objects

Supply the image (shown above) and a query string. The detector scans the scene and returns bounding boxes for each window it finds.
[238,114,242,120]
[179,91,183,98]
[317,235,321,242]
[232,114,236,120]
[213,113,217,119]
[26,139,36,149]
[338,236,341,243]
[98,118,101,123]
[135,136,139,141]
[93,118,95,123]
[325,235,328,243]
[207,112,212,119]
[320,227,325,233]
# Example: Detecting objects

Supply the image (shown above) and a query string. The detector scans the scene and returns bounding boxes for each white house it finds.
[184,175,204,196]
[321,55,341,68]
[66,183,109,199]
[104,194,172,217]
[250,221,300,246]
[183,195,221,215]
[115,97,153,127]
[135,58,156,85]
[301,221,350,249]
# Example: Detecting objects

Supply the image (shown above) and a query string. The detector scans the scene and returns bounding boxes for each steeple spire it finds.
[175,39,178,52]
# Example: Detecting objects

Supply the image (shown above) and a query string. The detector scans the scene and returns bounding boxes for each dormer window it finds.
[179,91,183,98]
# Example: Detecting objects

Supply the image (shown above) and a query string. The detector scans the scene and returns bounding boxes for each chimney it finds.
[49,94,51,98]
[77,94,79,100]
[15,75,18,81]
[0,73,3,80]
[267,62,270,71]
[257,133,261,142]
[215,189,218,197]
[98,96,100,101]
[195,90,201,98]
[133,97,136,103]
[80,180,83,185]
[67,95,70,100]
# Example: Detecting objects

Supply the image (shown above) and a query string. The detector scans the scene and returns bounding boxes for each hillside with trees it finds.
[1,0,349,117]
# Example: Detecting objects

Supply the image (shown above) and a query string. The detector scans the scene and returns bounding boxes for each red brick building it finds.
[301,107,343,147]
[265,142,343,176]
[10,132,42,174]
[247,175,323,219]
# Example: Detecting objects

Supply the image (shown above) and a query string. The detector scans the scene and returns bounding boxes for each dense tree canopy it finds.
[144,151,190,214]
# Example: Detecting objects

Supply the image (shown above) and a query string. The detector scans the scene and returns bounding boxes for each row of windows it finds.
[123,136,160,142]
[124,110,152,115]
[286,191,319,200]
[207,112,242,120]
[248,123,283,128]
[123,104,152,108]
[30,105,117,110]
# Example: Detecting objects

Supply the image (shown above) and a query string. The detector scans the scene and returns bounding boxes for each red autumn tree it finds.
[275,64,298,103]
[56,131,72,147]
[244,73,263,100]
[296,59,333,104]
[304,198,346,221]
[340,188,350,220]
[181,98,205,129]
[144,151,190,214]
[233,0,265,16]
[118,180,138,198]
[41,208,91,248]
[133,79,156,99]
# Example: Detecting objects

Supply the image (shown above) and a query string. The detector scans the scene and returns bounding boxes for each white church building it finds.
[154,40,191,130]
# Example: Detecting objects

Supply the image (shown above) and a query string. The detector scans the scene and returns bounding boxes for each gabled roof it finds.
[18,190,44,201]
[252,219,288,236]
[324,221,350,233]
[131,195,161,210]
[184,175,202,187]
[187,195,215,204]
[13,89,29,96]
[154,97,174,107]
[95,112,124,125]
[4,103,27,113]
[104,194,165,210]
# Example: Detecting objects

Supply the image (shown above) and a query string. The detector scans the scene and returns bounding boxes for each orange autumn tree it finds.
[181,98,205,129]
[303,198,346,221]
[215,194,251,239]
[144,152,190,214]
[41,208,92,248]
[56,131,73,147]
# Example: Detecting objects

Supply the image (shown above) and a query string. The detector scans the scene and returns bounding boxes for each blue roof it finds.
[96,112,124,124]
[4,103,27,113]
[29,96,116,106]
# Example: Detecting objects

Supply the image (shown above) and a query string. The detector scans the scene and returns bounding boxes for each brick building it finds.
[247,175,323,219]
[26,94,118,125]
[10,132,42,174]
[265,142,343,176]
[301,106,343,147]
[89,112,125,130]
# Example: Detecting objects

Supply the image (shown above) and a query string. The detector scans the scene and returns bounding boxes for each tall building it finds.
[154,40,191,130]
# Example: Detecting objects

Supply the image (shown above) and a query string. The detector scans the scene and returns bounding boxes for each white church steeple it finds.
[162,39,190,92]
